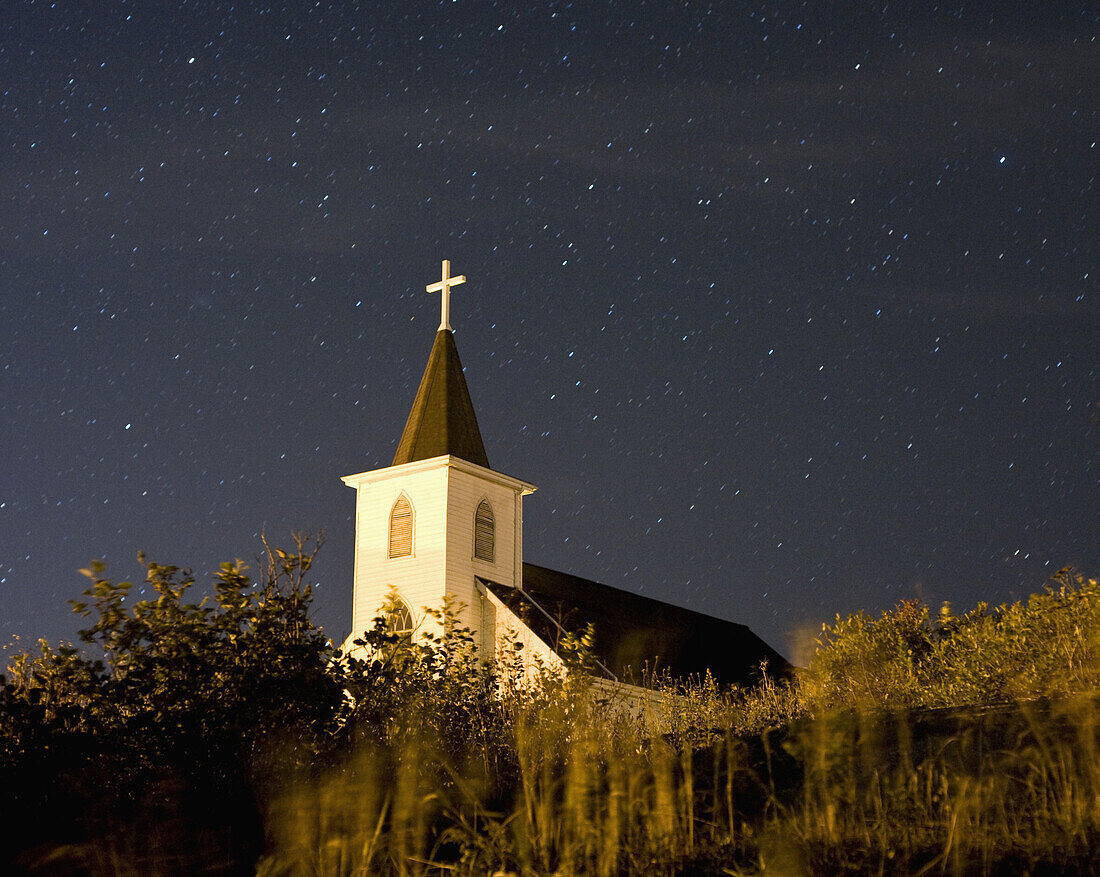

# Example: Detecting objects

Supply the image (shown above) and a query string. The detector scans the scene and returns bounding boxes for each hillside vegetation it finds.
[2,539,1097,876]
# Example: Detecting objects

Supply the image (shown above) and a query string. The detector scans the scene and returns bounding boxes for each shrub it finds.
[803,568,1100,713]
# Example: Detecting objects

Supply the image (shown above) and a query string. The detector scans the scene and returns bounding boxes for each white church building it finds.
[341,262,788,689]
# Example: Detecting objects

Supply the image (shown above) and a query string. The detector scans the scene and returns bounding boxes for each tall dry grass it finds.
[252,572,1100,876]
[250,685,1099,875]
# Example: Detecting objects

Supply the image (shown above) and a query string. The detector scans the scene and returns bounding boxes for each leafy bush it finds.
[1,535,342,874]
[803,568,1100,712]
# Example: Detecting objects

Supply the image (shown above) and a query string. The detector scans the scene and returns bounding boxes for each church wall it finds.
[348,464,451,642]
[444,467,523,636]
[345,457,533,651]
[479,582,563,682]
[477,586,675,729]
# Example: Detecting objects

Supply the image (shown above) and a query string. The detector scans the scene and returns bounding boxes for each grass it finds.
[242,687,1100,876]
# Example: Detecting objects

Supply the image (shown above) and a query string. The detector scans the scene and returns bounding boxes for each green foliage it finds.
[0,534,343,874]
[9,535,341,771]
[335,590,517,790]
[803,568,1100,712]
[809,598,934,709]
[928,569,1100,704]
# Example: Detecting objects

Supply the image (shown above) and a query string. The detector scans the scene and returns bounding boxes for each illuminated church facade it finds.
[342,262,788,688]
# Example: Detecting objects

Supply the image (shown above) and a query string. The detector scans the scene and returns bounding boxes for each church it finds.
[341,262,789,690]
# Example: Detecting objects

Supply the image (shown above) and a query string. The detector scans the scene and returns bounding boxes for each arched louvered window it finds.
[474,499,494,562]
[388,494,413,558]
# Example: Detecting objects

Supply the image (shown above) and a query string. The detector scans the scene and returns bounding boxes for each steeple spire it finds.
[391,262,489,468]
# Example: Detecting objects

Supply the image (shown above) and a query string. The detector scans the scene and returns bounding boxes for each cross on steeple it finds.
[426,259,466,331]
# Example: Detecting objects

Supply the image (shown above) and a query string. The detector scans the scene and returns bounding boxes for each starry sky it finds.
[2,1,1096,661]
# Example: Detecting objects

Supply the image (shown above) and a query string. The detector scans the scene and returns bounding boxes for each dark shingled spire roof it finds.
[393,329,490,468]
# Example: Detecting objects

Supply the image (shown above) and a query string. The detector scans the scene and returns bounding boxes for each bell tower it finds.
[342,262,536,651]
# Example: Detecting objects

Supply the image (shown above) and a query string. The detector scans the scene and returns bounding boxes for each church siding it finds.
[444,467,520,635]
[343,456,534,652]
[480,583,563,680]
[347,463,451,643]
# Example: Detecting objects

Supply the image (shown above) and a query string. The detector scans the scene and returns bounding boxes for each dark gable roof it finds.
[485,563,792,688]
[393,329,490,468]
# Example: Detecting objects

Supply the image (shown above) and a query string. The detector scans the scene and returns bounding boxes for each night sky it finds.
[2,2,1096,662]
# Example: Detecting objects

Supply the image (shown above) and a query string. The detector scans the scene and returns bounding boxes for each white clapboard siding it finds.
[342,456,535,654]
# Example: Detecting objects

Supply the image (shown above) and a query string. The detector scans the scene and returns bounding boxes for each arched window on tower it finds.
[385,596,415,636]
[388,494,413,558]
[474,498,494,562]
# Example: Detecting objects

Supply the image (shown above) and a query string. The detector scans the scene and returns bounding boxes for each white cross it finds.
[425,259,466,331]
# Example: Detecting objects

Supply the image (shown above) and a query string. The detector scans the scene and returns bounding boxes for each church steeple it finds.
[344,262,533,656]
[392,327,490,468]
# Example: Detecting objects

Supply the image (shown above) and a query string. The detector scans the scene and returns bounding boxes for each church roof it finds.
[393,329,490,468]
[485,563,792,688]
